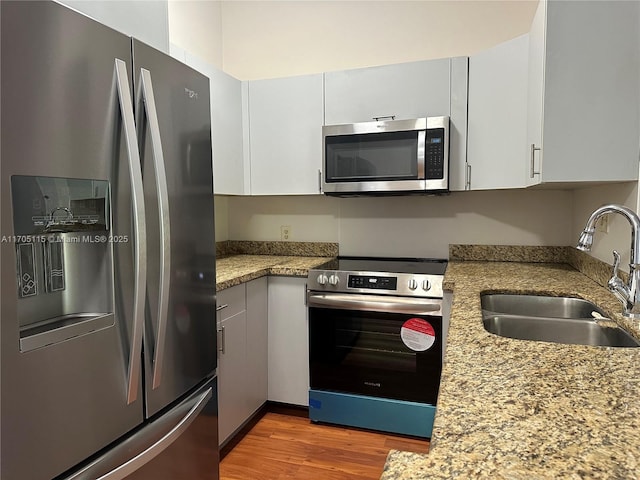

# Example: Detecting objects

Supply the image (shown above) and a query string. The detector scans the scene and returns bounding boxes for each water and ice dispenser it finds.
[11,176,115,352]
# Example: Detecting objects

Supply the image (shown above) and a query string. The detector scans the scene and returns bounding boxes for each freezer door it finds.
[1,2,146,480]
[132,39,217,417]
[64,378,219,480]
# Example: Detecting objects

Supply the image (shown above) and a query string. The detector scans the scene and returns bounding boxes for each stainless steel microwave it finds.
[322,116,449,195]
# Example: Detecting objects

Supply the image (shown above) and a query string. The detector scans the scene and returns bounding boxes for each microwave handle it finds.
[372,115,395,121]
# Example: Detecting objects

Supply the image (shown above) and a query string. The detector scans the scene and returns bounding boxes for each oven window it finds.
[309,307,442,404]
[334,316,417,372]
[325,131,419,182]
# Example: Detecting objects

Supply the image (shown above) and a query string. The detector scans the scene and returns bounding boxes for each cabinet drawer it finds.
[217,284,246,320]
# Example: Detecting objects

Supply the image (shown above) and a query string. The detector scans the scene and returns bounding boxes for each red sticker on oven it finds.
[401,318,436,351]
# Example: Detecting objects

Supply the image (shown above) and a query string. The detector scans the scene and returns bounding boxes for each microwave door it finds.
[324,130,426,194]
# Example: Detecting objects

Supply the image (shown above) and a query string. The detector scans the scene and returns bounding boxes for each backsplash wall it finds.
[572,181,638,273]
[225,189,574,259]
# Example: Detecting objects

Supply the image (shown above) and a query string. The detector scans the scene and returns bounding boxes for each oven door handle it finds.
[307,293,442,315]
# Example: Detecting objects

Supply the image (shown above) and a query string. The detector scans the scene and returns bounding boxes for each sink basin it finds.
[481,294,640,348]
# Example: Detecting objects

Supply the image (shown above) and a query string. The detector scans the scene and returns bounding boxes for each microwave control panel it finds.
[425,128,445,180]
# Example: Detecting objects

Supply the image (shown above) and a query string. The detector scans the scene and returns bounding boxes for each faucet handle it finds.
[612,250,621,277]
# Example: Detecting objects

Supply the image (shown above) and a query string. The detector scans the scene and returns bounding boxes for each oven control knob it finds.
[422,280,431,291]
[316,274,328,286]
[328,274,340,286]
[408,279,418,290]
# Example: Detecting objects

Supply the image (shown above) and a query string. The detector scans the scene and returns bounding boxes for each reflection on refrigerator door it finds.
[1,2,219,479]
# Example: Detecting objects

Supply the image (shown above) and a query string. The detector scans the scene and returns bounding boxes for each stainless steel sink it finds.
[481,294,640,348]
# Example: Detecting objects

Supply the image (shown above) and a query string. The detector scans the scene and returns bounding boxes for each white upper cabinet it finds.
[247,74,324,195]
[526,0,640,186]
[172,49,247,196]
[60,0,169,53]
[324,59,451,124]
[208,67,246,195]
[467,34,529,190]
[324,58,469,191]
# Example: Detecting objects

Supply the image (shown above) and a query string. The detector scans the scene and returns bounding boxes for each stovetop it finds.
[308,256,447,298]
[331,256,447,276]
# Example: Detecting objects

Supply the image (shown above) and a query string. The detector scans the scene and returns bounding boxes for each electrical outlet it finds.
[281,225,291,241]
[596,216,609,234]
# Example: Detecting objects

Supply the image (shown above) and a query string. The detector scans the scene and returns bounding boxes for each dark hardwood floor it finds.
[219,412,430,480]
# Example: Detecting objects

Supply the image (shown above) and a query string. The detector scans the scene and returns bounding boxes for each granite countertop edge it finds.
[381,260,640,480]
[215,254,333,291]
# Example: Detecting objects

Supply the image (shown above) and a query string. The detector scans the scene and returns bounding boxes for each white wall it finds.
[228,189,574,258]
[168,0,223,68]
[61,0,169,52]
[220,0,538,80]
[215,195,230,241]
[572,183,638,272]
[167,0,639,260]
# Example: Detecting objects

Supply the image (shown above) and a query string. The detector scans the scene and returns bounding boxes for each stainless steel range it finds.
[306,257,447,438]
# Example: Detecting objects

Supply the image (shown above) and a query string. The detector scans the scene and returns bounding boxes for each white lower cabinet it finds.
[267,277,309,406]
[216,278,268,446]
[245,277,269,416]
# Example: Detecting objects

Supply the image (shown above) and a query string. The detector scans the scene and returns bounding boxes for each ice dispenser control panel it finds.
[10,175,110,298]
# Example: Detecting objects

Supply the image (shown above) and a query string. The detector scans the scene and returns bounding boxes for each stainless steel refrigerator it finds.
[0,2,219,479]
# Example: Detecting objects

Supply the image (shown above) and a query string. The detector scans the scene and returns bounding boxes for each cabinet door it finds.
[182,53,246,195]
[467,34,528,190]
[210,67,246,195]
[527,0,640,186]
[248,74,324,195]
[245,277,268,416]
[324,59,451,125]
[267,277,309,406]
[216,284,247,445]
[525,0,546,186]
[540,0,639,183]
[217,310,247,445]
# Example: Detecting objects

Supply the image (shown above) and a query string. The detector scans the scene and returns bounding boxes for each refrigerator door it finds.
[1,2,145,480]
[64,377,219,480]
[132,39,217,417]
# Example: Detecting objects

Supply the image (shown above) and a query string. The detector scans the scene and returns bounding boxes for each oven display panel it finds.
[348,275,397,290]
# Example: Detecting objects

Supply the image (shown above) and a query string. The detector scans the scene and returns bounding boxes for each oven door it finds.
[307,293,442,405]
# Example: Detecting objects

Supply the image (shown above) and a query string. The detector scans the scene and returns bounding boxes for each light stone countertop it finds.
[381,261,640,480]
[215,254,333,291]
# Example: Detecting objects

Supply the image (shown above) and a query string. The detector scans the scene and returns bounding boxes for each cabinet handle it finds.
[318,169,322,193]
[530,144,541,178]
[372,115,395,121]
[466,164,471,190]
[216,304,228,312]
[218,325,225,354]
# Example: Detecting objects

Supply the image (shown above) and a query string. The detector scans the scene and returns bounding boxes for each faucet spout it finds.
[577,204,640,318]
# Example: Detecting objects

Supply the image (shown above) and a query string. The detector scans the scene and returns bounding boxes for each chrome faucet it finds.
[577,204,640,318]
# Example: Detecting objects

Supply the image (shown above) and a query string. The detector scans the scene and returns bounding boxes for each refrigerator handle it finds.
[137,68,171,390]
[64,387,213,480]
[115,59,147,405]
